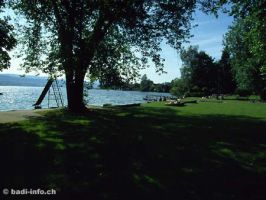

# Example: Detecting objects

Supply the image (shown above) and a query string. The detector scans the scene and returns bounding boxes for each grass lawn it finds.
[0,100,266,199]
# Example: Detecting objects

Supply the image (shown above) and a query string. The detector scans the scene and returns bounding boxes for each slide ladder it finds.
[48,78,64,108]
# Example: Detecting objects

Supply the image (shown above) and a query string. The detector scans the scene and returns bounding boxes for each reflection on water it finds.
[0,86,171,111]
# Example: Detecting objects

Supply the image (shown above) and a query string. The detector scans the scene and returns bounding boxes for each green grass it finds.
[1,100,266,200]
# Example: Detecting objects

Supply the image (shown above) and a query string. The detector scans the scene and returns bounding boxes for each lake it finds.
[0,86,172,111]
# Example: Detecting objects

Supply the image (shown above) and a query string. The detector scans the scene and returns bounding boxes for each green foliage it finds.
[88,27,143,87]
[227,0,266,74]
[218,49,236,93]
[180,45,199,92]
[170,78,187,97]
[119,82,140,91]
[140,74,154,92]
[152,82,171,93]
[175,46,237,97]
[187,85,205,97]
[174,0,266,97]
[199,0,266,95]
[179,46,221,95]
[191,51,218,94]
[224,17,264,93]
[9,1,198,75]
[0,1,16,71]
[260,88,266,101]
[98,74,171,93]
[9,0,201,111]
[235,88,252,97]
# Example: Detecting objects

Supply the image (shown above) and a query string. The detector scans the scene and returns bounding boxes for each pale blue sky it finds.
[141,10,234,83]
[1,9,233,83]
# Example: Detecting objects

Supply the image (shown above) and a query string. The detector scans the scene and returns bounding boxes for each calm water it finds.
[0,86,171,111]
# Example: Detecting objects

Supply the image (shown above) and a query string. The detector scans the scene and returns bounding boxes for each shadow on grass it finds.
[0,106,266,200]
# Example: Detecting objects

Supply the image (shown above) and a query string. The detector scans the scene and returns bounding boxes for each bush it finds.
[260,88,266,101]
[235,89,252,97]
[187,92,205,97]
[170,78,187,96]
[186,86,204,97]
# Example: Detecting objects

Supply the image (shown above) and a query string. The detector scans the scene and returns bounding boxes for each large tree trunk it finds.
[65,69,87,113]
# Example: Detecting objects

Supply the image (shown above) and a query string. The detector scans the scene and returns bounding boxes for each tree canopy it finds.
[6,0,265,108]
[189,0,266,98]
[221,0,266,93]
[217,49,235,94]
[0,0,16,71]
[9,0,202,112]
[140,74,154,92]
[205,0,266,76]
[171,46,235,97]
[179,46,219,96]
[223,18,263,92]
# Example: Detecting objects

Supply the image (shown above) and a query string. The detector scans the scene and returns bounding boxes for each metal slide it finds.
[33,78,54,108]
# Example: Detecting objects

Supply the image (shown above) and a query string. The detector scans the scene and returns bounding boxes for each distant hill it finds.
[0,74,99,88]
[0,74,48,87]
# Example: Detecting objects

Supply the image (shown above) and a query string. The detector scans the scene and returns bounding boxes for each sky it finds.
[1,9,234,83]
[141,10,234,83]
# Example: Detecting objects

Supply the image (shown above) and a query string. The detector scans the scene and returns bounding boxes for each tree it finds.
[223,18,264,92]
[217,49,235,94]
[0,0,16,71]
[180,46,218,95]
[87,29,143,90]
[170,78,187,97]
[153,82,171,93]
[10,0,199,112]
[179,45,199,93]
[191,51,218,94]
[204,0,266,84]
[140,74,153,92]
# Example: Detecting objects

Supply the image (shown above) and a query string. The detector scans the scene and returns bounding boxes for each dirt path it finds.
[0,109,47,123]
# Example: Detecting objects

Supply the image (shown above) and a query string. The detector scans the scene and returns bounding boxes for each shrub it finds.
[235,89,252,97]
[260,88,266,101]
[188,92,205,97]
[170,78,187,96]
